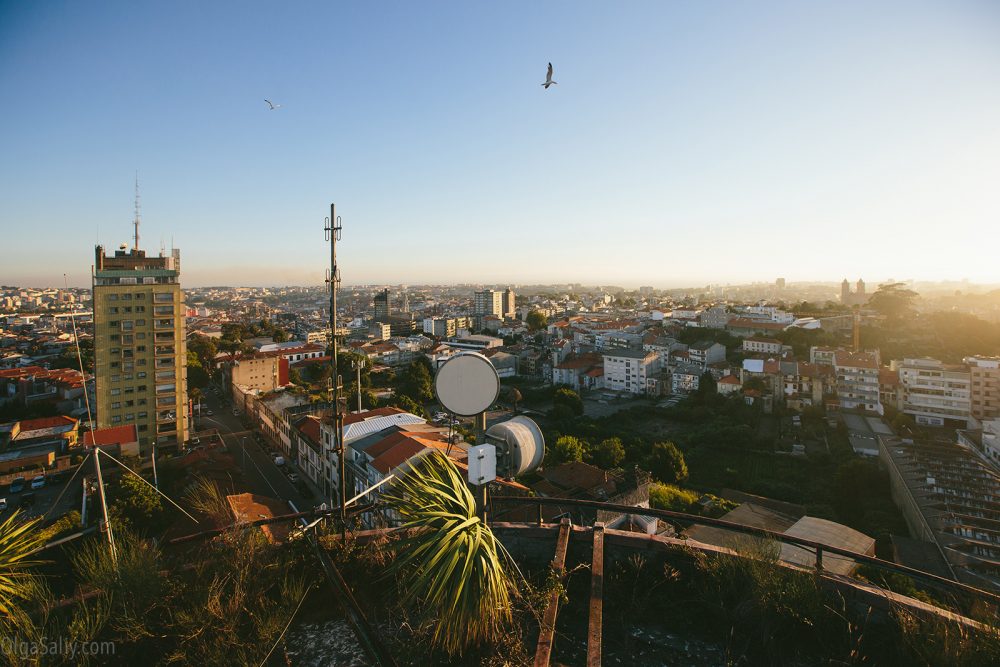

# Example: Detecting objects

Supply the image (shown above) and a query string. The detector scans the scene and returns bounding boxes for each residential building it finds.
[967,356,1000,421]
[502,288,516,319]
[688,341,726,366]
[700,306,731,330]
[833,350,882,414]
[93,244,187,451]
[473,289,504,318]
[879,368,903,412]
[423,317,457,338]
[231,354,288,393]
[717,375,742,395]
[603,349,658,395]
[743,337,783,356]
[374,289,390,322]
[782,362,827,410]
[897,357,972,427]
[291,414,324,490]
[552,353,604,392]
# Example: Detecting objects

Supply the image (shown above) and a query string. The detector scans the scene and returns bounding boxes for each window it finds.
[137,385,147,391]
[138,411,147,419]
[110,362,120,369]
[111,416,121,424]
[125,413,134,420]
[136,319,146,326]
[122,293,132,300]
[125,387,134,394]
[137,332,146,339]
[138,424,148,432]
[136,305,145,312]
[123,306,132,313]
[111,402,121,409]
[135,293,145,300]
[107,294,119,301]
[125,400,134,407]
[138,399,147,406]
[111,375,121,383]
[110,307,119,314]
[137,372,147,378]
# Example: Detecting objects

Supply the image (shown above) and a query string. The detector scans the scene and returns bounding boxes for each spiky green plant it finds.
[382,451,517,656]
[0,510,48,654]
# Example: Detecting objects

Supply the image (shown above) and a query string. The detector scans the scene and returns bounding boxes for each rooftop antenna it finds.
[133,172,141,252]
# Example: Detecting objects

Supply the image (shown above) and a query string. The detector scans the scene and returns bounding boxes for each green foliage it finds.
[868,282,919,321]
[548,435,587,465]
[552,387,583,416]
[592,437,625,469]
[647,441,688,483]
[525,310,548,331]
[186,350,210,390]
[397,360,434,403]
[648,483,700,511]
[187,335,217,367]
[112,472,167,535]
[0,511,47,645]
[382,451,517,656]
[388,393,427,417]
[38,510,82,542]
[696,371,717,398]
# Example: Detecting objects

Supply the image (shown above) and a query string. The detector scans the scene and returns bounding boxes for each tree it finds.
[398,360,434,403]
[388,393,426,417]
[697,371,717,398]
[383,452,515,656]
[552,387,583,416]
[288,367,304,386]
[868,282,919,321]
[113,472,166,534]
[647,441,688,484]
[548,435,587,464]
[188,335,218,367]
[187,351,210,390]
[592,437,625,469]
[526,310,548,332]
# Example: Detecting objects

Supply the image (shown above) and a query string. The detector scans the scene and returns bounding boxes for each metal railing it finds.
[490,495,1000,609]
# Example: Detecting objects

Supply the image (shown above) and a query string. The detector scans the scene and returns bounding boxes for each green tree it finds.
[382,452,516,656]
[593,437,625,469]
[113,472,166,534]
[647,441,689,484]
[188,335,218,367]
[697,371,717,398]
[868,282,919,321]
[187,351,210,390]
[526,310,548,331]
[398,360,434,403]
[388,393,427,417]
[552,387,583,416]
[548,435,587,465]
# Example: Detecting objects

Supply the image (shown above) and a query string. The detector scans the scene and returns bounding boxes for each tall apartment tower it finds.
[841,279,851,304]
[473,289,503,317]
[374,288,390,322]
[502,288,516,318]
[93,244,188,452]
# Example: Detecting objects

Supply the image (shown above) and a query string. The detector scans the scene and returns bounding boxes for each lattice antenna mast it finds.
[324,205,346,529]
[133,172,141,252]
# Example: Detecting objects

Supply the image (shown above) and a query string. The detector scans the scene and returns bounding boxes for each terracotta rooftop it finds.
[83,425,138,448]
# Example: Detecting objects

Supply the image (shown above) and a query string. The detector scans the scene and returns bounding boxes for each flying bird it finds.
[264,99,282,110]
[541,62,557,89]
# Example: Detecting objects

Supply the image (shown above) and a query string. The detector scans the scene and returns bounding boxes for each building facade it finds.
[473,289,504,318]
[897,357,972,427]
[93,245,187,451]
[603,349,658,395]
[833,350,882,414]
[967,356,1000,421]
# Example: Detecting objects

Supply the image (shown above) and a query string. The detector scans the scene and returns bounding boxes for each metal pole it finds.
[354,360,362,413]
[326,204,346,526]
[151,442,158,490]
[93,449,116,566]
[81,476,88,526]
[473,411,488,522]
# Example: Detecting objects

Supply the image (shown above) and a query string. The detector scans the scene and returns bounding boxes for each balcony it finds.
[154,319,174,330]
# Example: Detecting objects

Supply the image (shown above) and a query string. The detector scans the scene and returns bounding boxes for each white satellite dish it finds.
[434,352,500,417]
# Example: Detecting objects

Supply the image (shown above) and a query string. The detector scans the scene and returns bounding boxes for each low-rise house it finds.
[743,337,783,356]
[688,341,726,366]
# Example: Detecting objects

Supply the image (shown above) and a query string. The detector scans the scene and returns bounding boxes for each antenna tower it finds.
[133,172,141,252]
[325,205,346,531]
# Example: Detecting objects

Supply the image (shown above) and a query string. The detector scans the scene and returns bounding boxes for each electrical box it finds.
[467,444,497,486]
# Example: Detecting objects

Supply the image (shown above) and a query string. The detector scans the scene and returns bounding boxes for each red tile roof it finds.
[84,425,138,447]
[18,415,78,431]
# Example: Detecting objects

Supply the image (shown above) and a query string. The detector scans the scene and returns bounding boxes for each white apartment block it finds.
[603,349,658,395]
[834,350,882,414]
[743,337,783,356]
[897,358,972,427]
[473,290,504,317]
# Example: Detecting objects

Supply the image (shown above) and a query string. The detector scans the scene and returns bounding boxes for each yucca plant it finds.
[0,510,48,646]
[382,451,517,656]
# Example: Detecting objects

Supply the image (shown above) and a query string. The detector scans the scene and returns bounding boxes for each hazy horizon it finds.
[3,1,999,288]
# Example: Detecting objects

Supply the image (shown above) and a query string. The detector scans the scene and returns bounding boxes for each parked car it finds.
[30,476,45,490]
[273,455,285,466]
[0,498,7,511]
[286,472,300,483]
[20,493,36,508]
[207,410,214,416]
[8,477,25,494]
[47,470,68,484]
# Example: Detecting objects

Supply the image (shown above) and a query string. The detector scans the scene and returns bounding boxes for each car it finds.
[47,470,68,484]
[207,410,214,416]
[20,493,36,508]
[233,409,241,416]
[8,477,25,494]
[30,476,45,490]
[190,436,201,446]
[286,472,300,483]
[273,455,285,466]
[0,498,7,511]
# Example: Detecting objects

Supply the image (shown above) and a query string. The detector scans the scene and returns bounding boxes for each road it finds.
[197,387,322,511]
[2,472,82,522]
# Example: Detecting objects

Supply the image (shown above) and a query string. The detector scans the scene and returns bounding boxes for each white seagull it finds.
[541,62,557,89]
[264,99,282,110]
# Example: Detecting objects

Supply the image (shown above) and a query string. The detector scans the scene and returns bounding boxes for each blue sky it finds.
[2,1,999,288]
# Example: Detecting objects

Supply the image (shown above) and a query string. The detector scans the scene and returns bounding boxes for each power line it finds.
[256,583,313,667]
[98,449,199,523]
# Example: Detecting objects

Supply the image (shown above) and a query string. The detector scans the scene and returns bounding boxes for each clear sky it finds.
[2,1,999,288]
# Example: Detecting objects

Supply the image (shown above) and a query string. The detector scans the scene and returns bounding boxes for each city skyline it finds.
[2,2,999,288]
